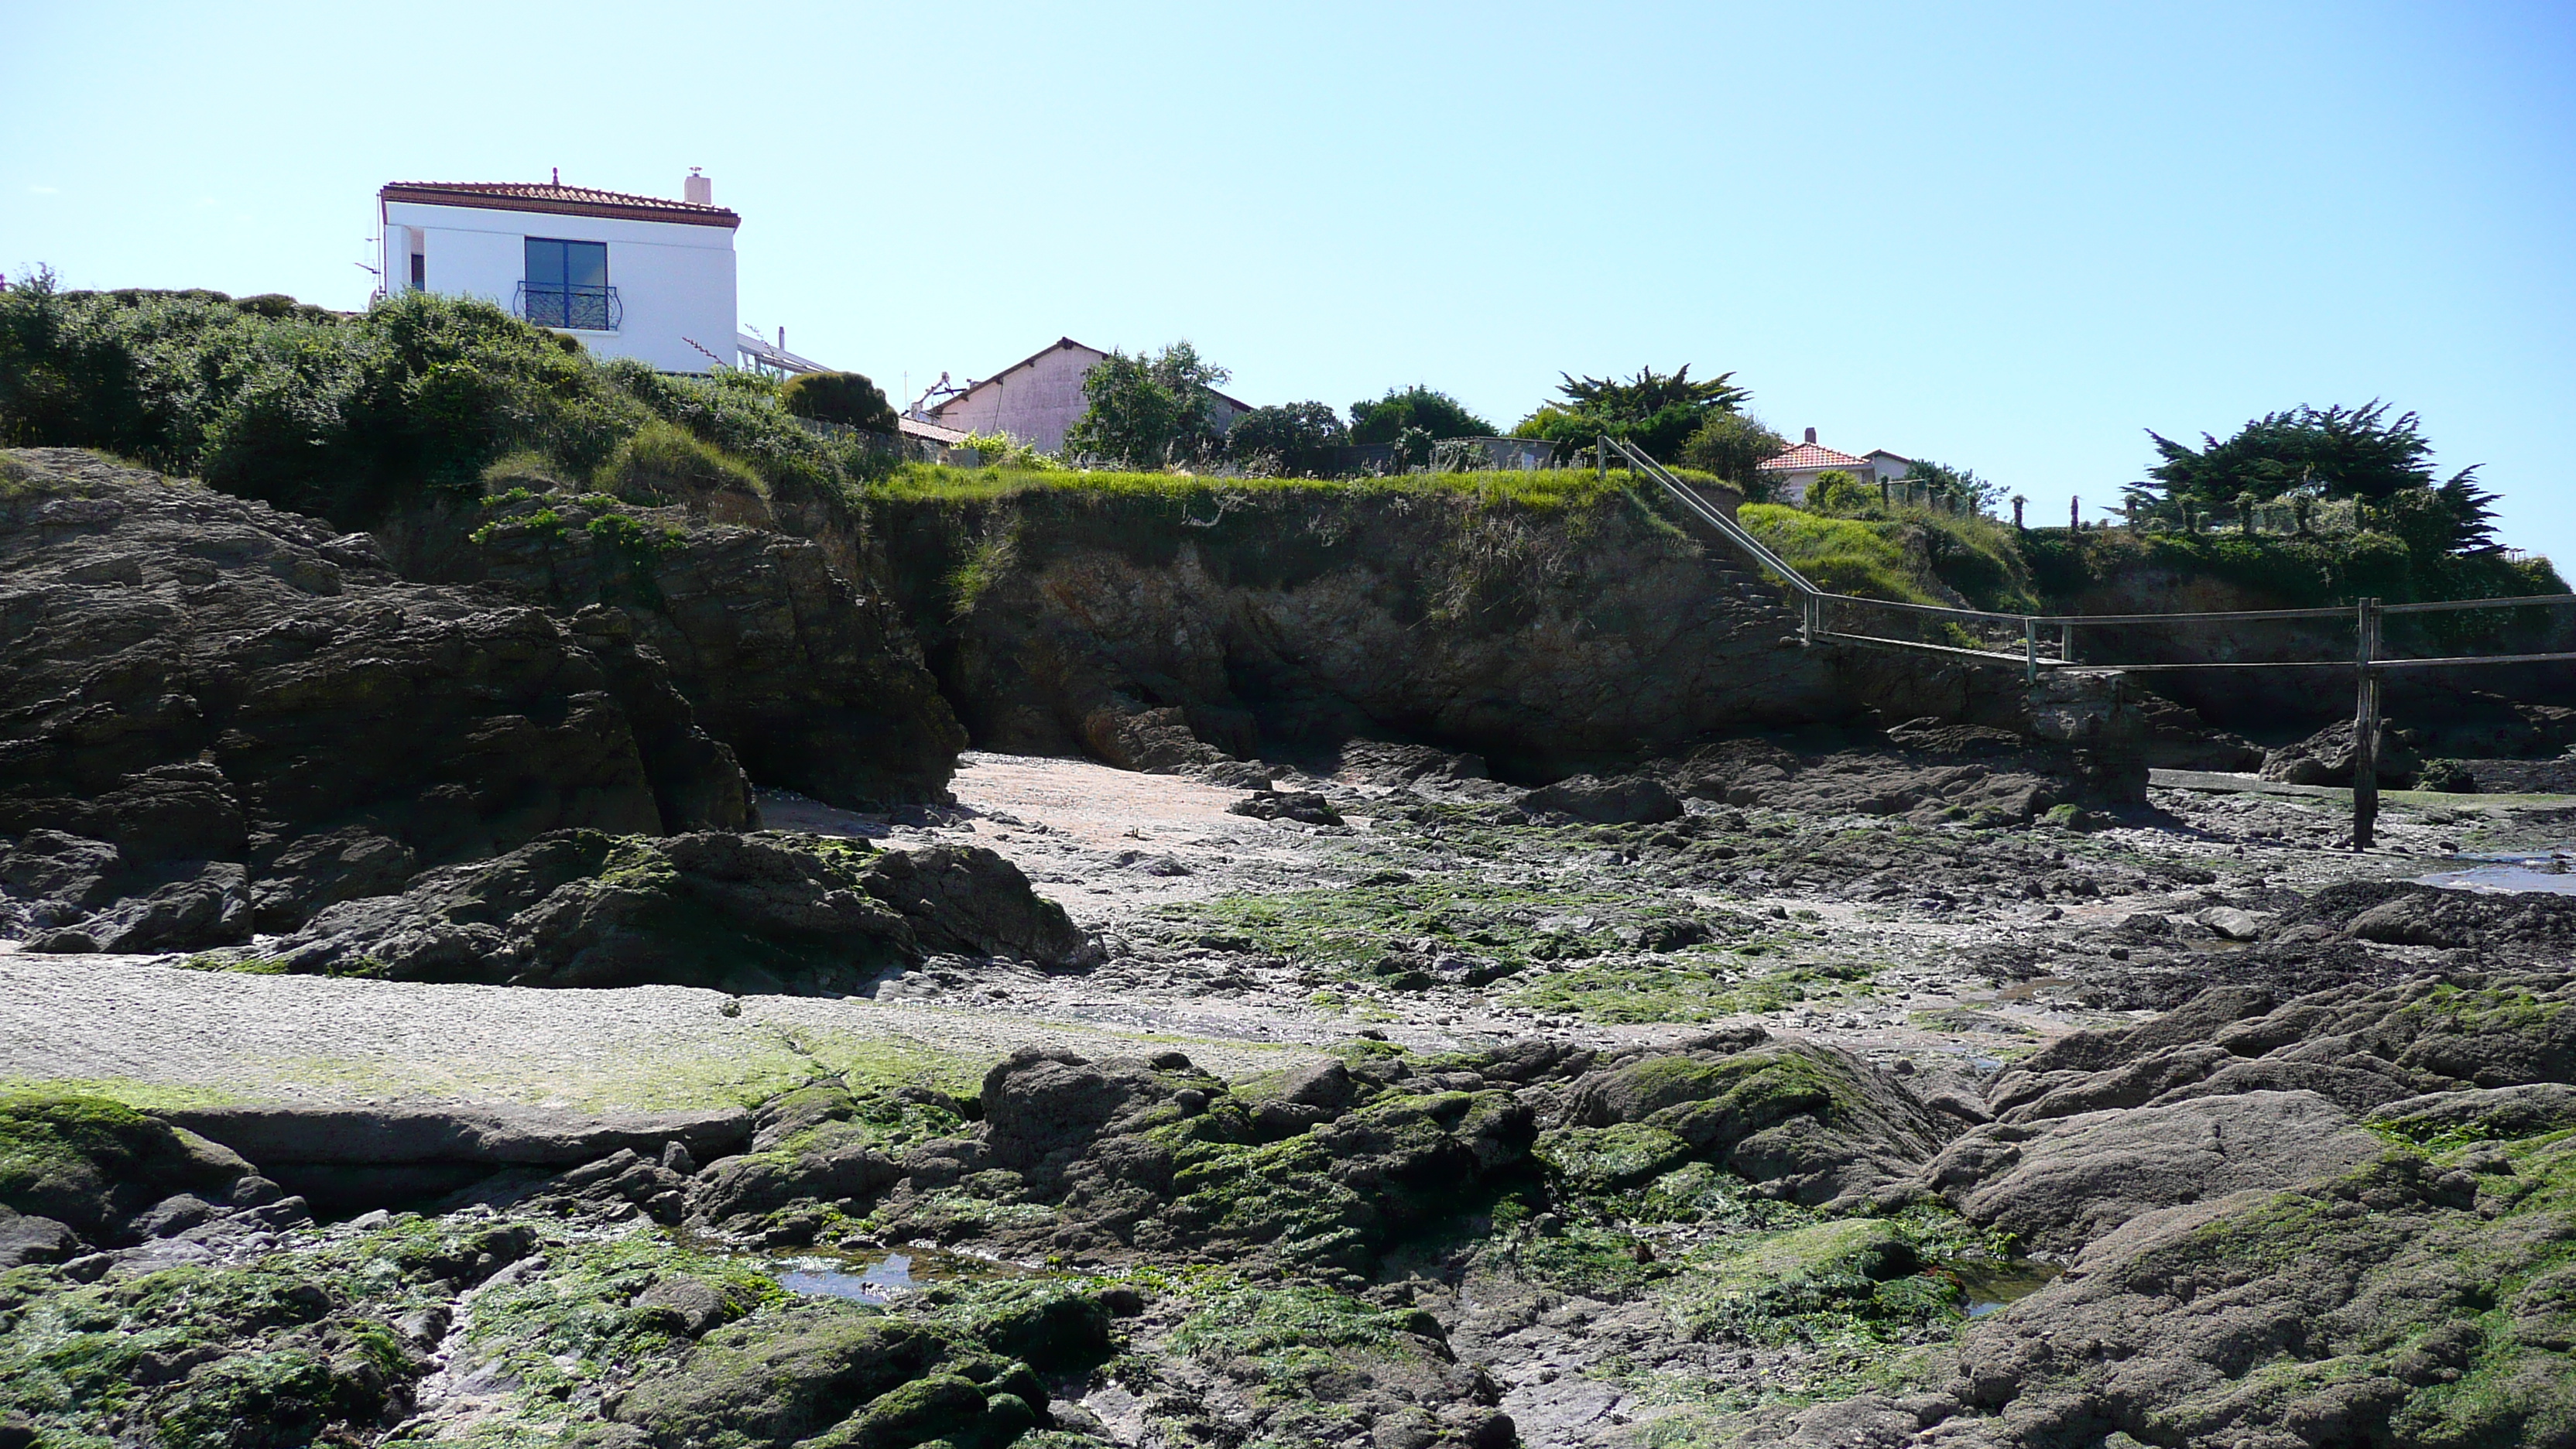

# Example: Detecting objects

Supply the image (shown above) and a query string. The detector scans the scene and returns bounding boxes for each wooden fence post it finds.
[2023,618,2038,683]
[2352,596,2382,850]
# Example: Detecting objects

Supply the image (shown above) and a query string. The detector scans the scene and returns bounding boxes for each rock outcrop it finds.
[0,450,755,951]
[868,485,1846,780]
[385,491,964,810]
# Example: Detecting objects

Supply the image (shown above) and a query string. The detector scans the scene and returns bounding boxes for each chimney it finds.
[1804,426,1817,444]
[684,168,712,205]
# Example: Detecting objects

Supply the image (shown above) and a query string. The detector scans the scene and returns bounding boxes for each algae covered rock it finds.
[608,1302,1056,1449]
[0,1093,252,1241]
[1563,1042,1957,1205]
[1947,1145,2576,1448]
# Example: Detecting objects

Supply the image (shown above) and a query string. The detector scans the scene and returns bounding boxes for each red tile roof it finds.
[1758,440,1871,471]
[379,181,739,229]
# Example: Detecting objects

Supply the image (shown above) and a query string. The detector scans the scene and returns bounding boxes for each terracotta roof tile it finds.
[379,180,739,228]
[1757,441,1871,471]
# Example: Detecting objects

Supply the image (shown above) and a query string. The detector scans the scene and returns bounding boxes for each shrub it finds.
[0,276,643,522]
[1348,385,1492,445]
[1512,365,1748,462]
[1807,469,1872,513]
[1228,401,1348,475]
[1063,341,1232,468]
[780,370,897,432]
[956,431,1060,471]
[1677,412,1787,488]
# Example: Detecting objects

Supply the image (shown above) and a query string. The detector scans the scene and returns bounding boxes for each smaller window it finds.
[408,252,425,291]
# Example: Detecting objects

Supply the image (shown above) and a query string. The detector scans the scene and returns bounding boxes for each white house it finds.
[378,171,738,374]
[1756,428,1913,505]
[923,337,1252,454]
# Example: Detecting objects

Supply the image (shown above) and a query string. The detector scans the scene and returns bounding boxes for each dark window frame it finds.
[519,237,615,330]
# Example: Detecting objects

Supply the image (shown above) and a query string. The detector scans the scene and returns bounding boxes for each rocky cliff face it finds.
[870,487,1851,781]
[381,491,964,810]
[0,449,754,950]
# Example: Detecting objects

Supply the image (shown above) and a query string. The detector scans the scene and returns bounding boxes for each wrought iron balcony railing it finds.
[514,282,622,331]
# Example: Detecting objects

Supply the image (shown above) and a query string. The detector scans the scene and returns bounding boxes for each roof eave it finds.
[378,183,740,230]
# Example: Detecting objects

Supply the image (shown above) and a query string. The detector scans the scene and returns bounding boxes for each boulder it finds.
[240,831,1084,991]
[979,1050,1187,1183]
[1921,1090,2383,1254]
[0,1094,253,1240]
[1562,1043,1956,1205]
[0,1207,80,1267]
[1228,790,1344,826]
[1947,1149,2571,1449]
[2260,718,2420,788]
[1519,774,1684,825]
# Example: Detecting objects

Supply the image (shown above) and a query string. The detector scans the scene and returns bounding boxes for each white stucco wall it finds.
[380,200,736,374]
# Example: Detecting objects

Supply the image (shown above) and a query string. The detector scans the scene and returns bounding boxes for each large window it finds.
[520,238,614,330]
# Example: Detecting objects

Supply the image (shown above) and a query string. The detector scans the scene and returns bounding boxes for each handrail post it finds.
[1595,436,1605,481]
[2023,619,2038,683]
[2059,622,2074,664]
[2352,596,2382,850]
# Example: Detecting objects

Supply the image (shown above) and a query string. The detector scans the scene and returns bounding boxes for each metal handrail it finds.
[1601,435,1819,596]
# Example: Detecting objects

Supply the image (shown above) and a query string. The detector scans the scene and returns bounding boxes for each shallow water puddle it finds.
[2417,846,2576,896]
[1946,1259,2062,1317]
[769,1244,1029,1303]
[779,1252,919,1303]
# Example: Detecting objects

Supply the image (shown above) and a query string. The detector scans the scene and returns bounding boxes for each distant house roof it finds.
[1864,448,1912,464]
[899,415,970,447]
[379,180,740,229]
[1758,440,1872,472]
[928,336,1255,419]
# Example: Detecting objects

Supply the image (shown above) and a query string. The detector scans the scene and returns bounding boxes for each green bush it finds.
[593,420,766,505]
[779,370,897,431]
[0,272,885,526]
[1677,412,1787,488]
[1807,469,1872,512]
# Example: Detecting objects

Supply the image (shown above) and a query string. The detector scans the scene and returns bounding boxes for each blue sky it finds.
[6,2,2571,557]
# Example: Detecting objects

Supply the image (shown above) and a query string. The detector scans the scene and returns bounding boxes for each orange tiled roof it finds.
[379,180,739,229]
[1758,440,1871,471]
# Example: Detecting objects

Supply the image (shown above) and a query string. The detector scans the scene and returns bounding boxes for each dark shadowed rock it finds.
[856,845,1093,969]
[249,827,418,932]
[0,450,755,949]
[2261,717,2420,788]
[389,493,963,810]
[235,831,1084,991]
[1519,774,1684,825]
[1228,789,1345,826]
